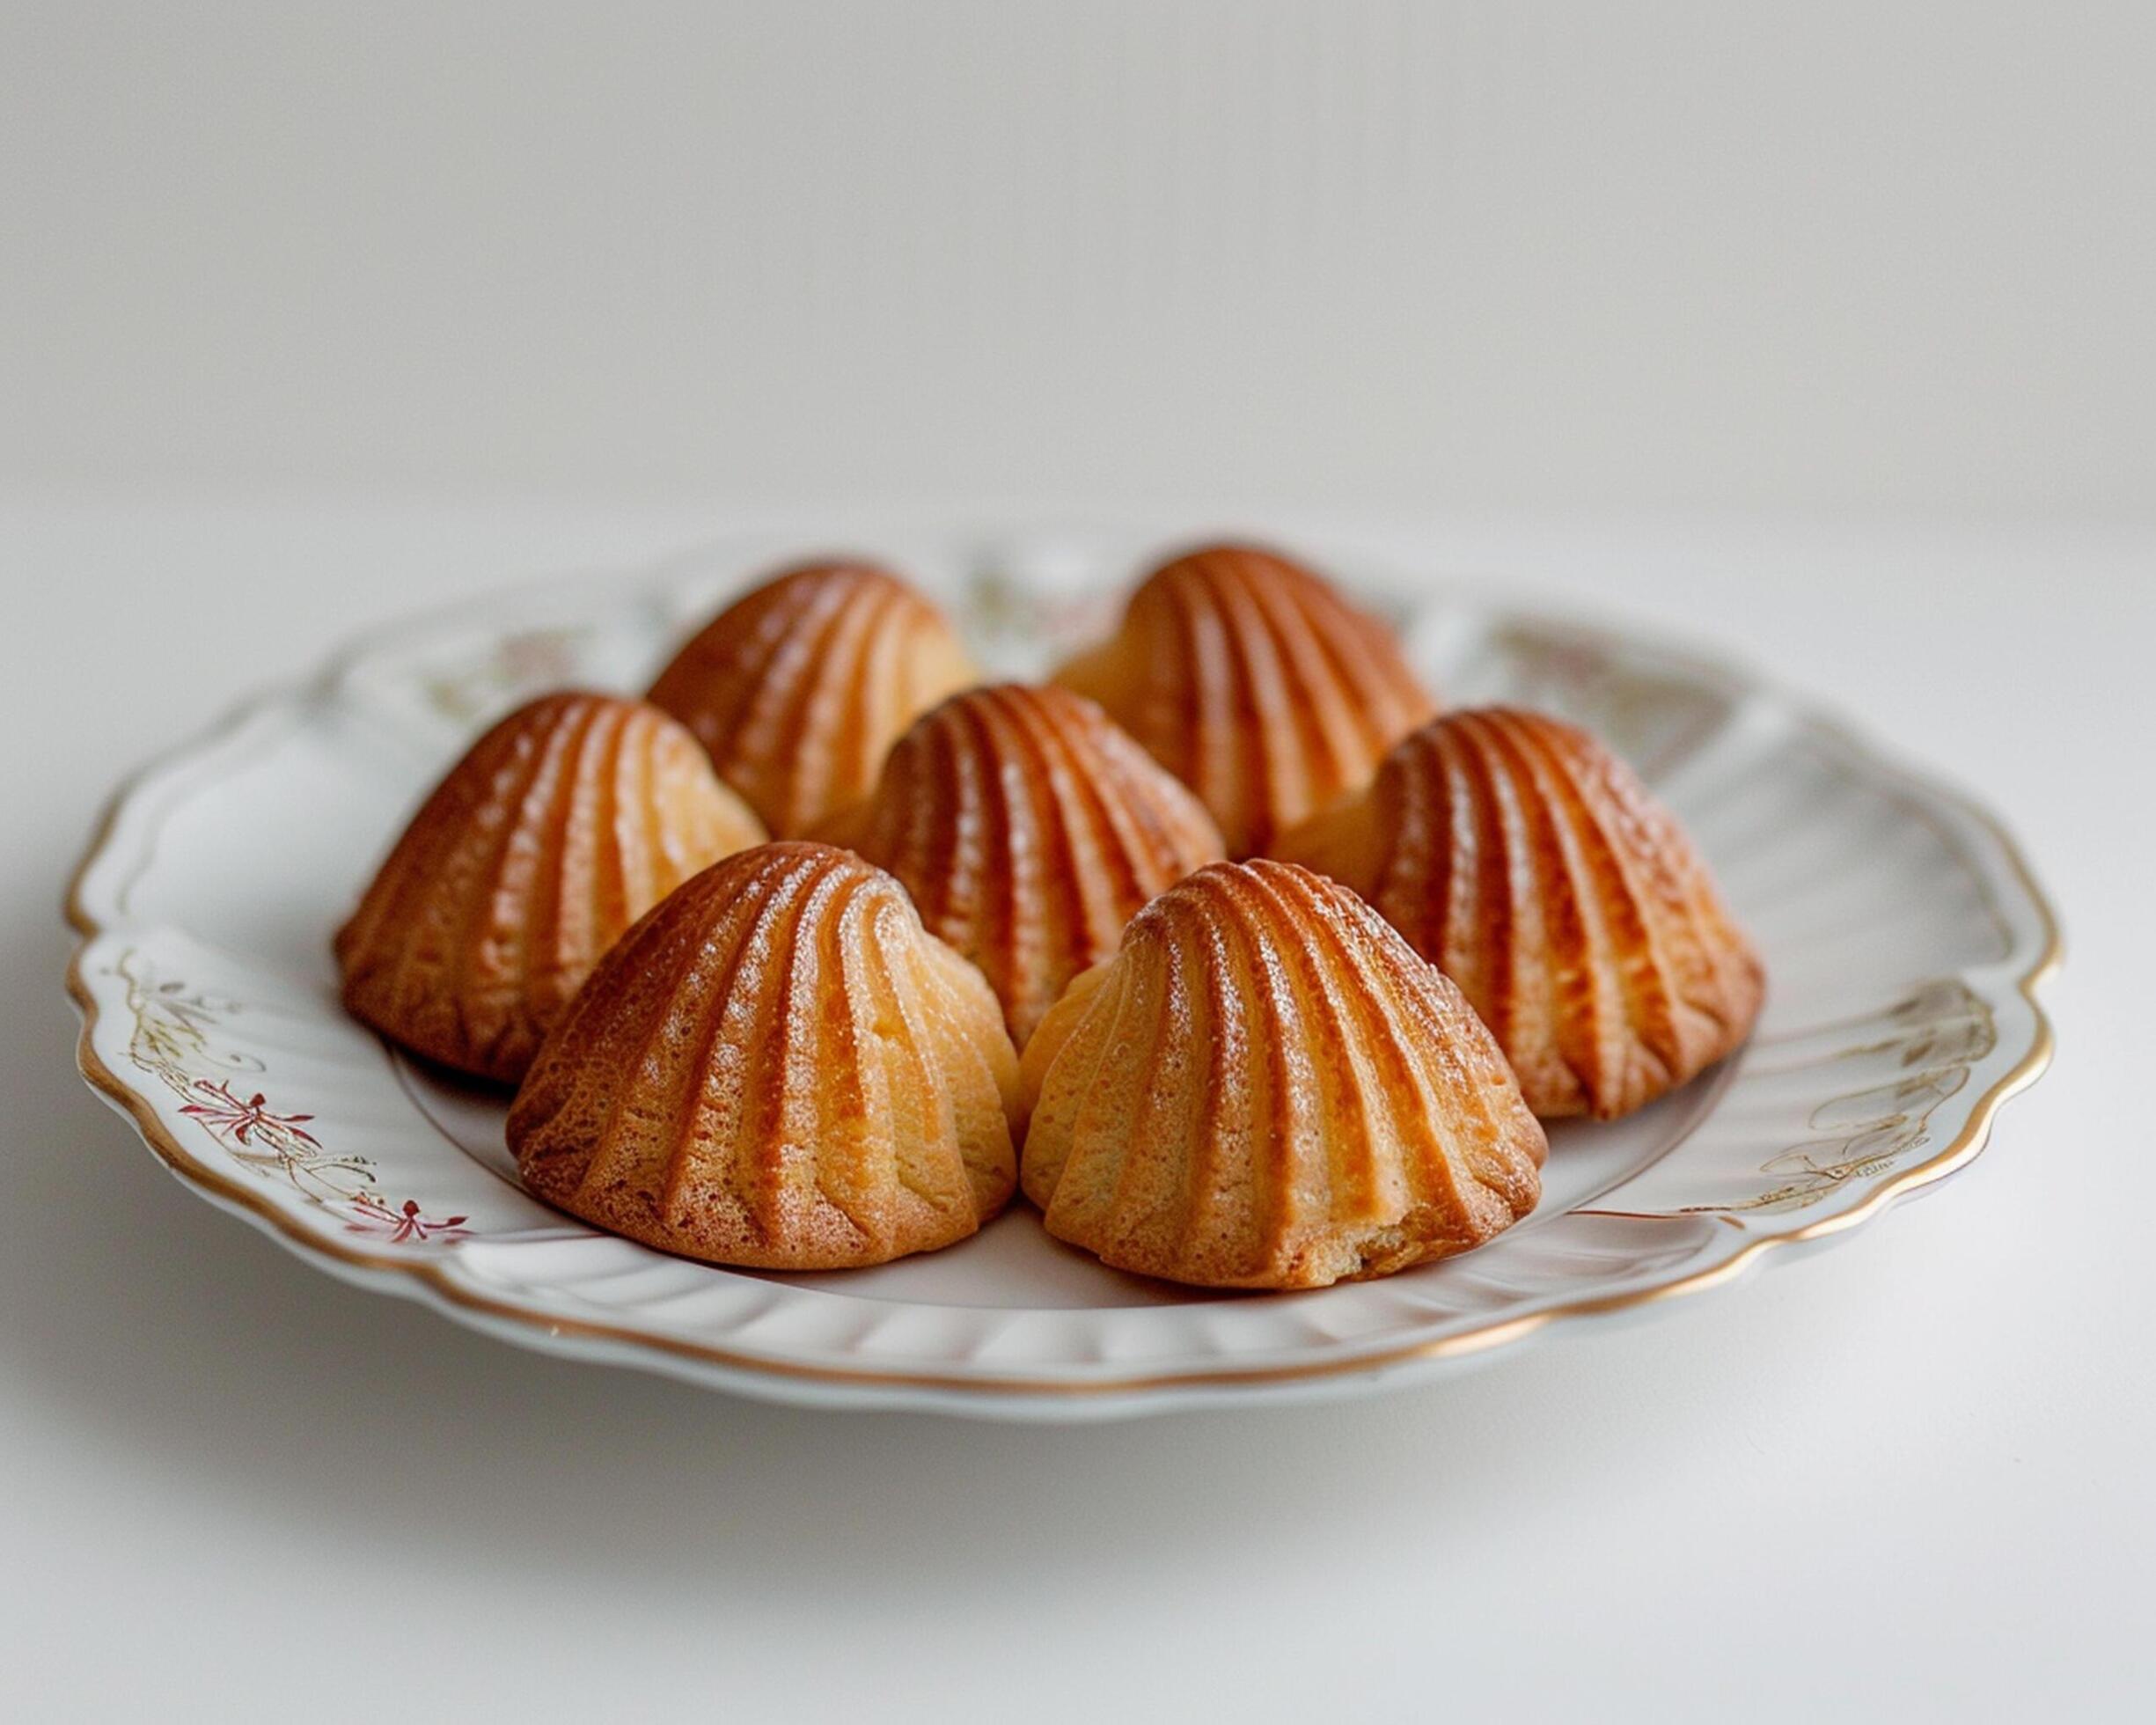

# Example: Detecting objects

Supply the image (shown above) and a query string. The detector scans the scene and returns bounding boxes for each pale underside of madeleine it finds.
[508,841,1022,1271]
[1278,706,1766,1121]
[1052,543,1436,859]
[1020,858,1546,1290]
[818,682,1226,1047]
[646,560,979,838]
[335,691,766,1083]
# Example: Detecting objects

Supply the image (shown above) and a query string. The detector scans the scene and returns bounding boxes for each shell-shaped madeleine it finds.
[646,560,979,837]
[509,843,1021,1270]
[1277,708,1765,1121]
[1052,543,1436,858]
[818,684,1226,1047]
[1020,859,1545,1290]
[336,693,766,1083]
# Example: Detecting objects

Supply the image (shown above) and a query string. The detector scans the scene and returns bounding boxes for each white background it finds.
[10,1,2154,517]
[4,4,2152,1721]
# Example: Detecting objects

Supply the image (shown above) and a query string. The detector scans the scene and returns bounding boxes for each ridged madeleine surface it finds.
[1021,859,1545,1290]
[1052,544,1436,857]
[336,692,765,1083]
[647,560,978,836]
[819,684,1225,1046]
[509,843,1021,1270]
[1278,708,1765,1120]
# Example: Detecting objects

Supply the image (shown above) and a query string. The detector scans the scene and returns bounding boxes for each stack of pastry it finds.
[341,543,1762,1288]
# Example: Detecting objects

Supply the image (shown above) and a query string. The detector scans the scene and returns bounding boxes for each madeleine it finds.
[509,843,1021,1270]
[646,560,978,837]
[1052,543,1434,857]
[820,684,1224,1046]
[336,692,765,1083]
[1020,859,1545,1290]
[1279,707,1765,1119]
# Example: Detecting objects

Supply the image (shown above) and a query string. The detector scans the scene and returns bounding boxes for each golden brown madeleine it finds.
[336,692,765,1083]
[1278,708,1765,1120]
[818,684,1225,1047]
[1020,859,1545,1290]
[1052,543,1435,858]
[509,843,1021,1271]
[646,560,978,836]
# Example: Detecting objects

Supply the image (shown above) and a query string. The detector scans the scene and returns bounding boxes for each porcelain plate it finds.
[66,531,2058,1419]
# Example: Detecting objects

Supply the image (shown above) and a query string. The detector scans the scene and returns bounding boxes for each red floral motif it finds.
[179,1079,319,1149]
[124,955,476,1248]
[346,1192,470,1244]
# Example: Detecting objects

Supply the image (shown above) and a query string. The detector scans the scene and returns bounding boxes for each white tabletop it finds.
[5,498,2148,1721]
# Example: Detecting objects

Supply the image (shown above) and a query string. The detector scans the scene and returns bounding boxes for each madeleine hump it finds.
[647,560,978,836]
[1278,707,1765,1120]
[508,842,1022,1271]
[336,691,765,1083]
[1052,543,1435,857]
[1020,859,1546,1290]
[819,683,1225,1046]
